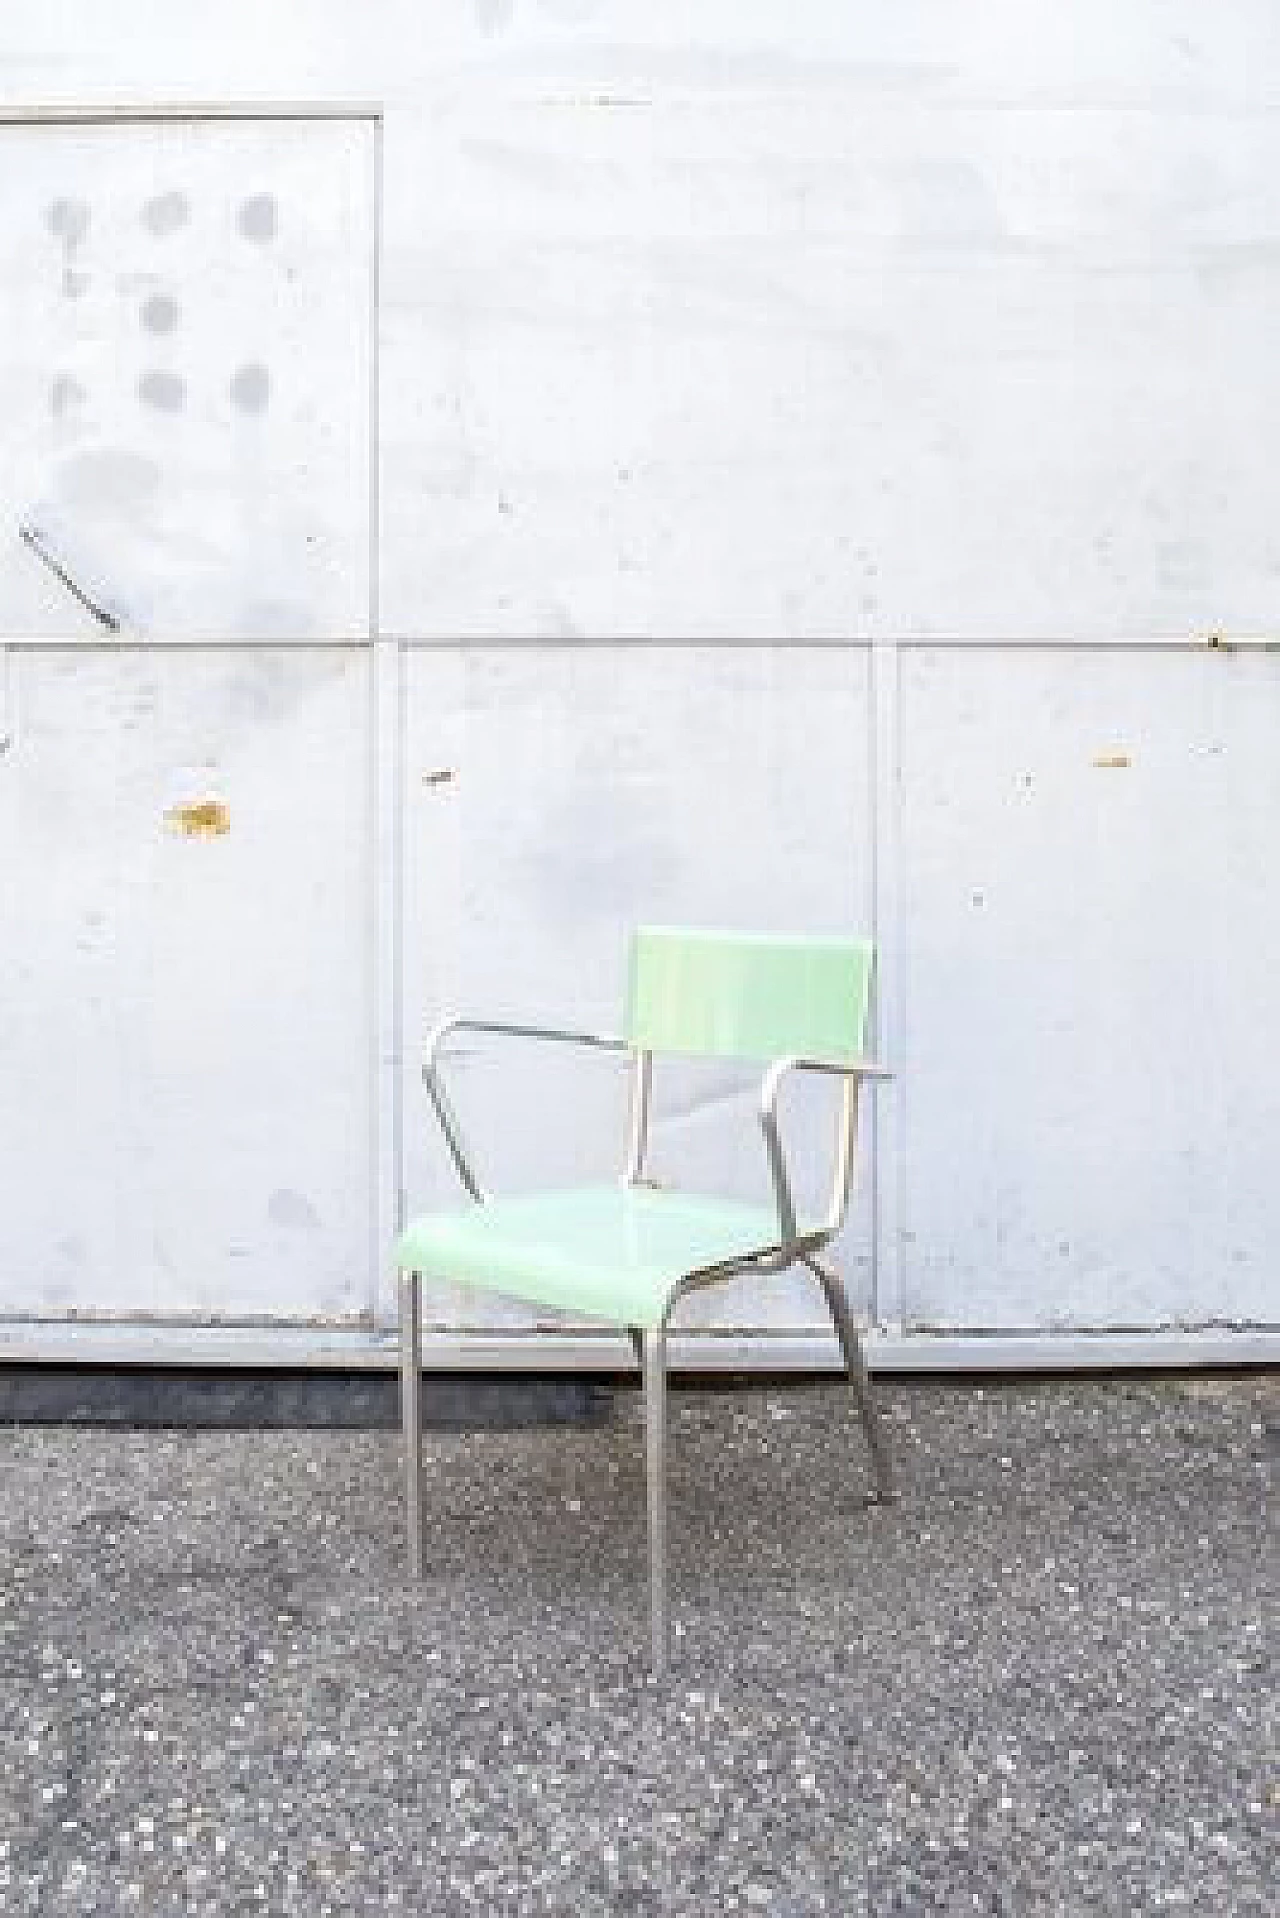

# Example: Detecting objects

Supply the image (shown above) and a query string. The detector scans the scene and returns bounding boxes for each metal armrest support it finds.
[423,1017,628,1203]
[758,1054,892,1257]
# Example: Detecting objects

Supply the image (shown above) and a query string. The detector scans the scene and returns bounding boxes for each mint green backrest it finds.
[624,927,874,1063]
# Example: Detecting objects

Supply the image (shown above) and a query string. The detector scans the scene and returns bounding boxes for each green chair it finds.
[394,927,893,1672]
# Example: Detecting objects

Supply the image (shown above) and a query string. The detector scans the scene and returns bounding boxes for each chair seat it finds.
[394,1184,786,1330]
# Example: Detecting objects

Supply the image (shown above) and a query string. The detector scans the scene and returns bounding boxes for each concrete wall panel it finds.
[0,116,373,641]
[897,645,1280,1330]
[401,644,874,1331]
[0,646,373,1321]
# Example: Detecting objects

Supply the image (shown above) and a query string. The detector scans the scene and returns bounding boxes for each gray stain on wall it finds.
[141,293,180,334]
[46,198,89,246]
[229,362,271,414]
[142,191,190,237]
[237,193,277,242]
[46,198,91,298]
[138,370,186,412]
[49,374,86,417]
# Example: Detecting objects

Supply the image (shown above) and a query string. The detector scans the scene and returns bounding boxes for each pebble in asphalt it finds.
[0,1375,1275,1914]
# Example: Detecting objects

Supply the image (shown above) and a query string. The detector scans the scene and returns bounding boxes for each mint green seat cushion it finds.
[394,1185,785,1330]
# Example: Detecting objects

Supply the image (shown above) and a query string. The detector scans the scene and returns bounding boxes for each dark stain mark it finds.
[142,191,189,237]
[141,293,180,334]
[229,362,271,414]
[49,374,86,417]
[422,768,456,786]
[46,198,89,246]
[237,193,277,243]
[138,369,186,413]
[47,200,91,297]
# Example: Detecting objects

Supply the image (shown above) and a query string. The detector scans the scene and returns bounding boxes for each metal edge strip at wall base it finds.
[1,635,1275,652]
[0,1324,1275,1373]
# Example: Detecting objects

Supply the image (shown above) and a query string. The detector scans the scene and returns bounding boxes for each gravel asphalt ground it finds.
[1,1374,1275,1915]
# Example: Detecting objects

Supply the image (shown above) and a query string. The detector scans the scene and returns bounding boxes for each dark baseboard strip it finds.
[0,1366,612,1430]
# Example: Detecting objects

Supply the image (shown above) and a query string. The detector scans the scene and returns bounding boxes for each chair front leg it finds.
[642,1327,669,1676]
[805,1254,895,1503]
[399,1268,424,1575]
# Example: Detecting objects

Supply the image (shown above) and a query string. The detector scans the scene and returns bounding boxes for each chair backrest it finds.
[624,927,874,1063]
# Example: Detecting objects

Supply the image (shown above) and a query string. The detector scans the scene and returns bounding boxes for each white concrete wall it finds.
[0,3,1276,1359]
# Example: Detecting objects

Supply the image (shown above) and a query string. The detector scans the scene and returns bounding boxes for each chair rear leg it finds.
[399,1269,424,1575]
[805,1254,895,1502]
[642,1327,670,1675]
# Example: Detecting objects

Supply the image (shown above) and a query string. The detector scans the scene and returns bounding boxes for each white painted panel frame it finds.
[3,1319,1276,1378]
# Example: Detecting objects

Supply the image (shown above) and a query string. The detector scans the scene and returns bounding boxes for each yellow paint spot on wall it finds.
[1092,751,1132,770]
[166,798,231,838]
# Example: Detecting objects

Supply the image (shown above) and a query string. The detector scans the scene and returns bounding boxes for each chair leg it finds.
[642,1327,669,1675]
[399,1268,424,1576]
[805,1254,895,1503]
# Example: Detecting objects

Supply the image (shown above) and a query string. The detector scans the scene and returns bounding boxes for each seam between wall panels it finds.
[366,114,401,1327]
[870,639,905,1333]
[369,112,382,645]
[2,634,1271,653]
[369,638,403,1327]
[0,105,383,125]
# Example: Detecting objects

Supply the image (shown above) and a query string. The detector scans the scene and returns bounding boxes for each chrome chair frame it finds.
[400,1018,893,1675]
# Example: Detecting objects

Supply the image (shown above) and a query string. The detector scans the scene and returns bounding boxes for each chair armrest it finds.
[423,1017,629,1202]
[761,1055,892,1090]
[425,1017,627,1070]
[758,1054,892,1254]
